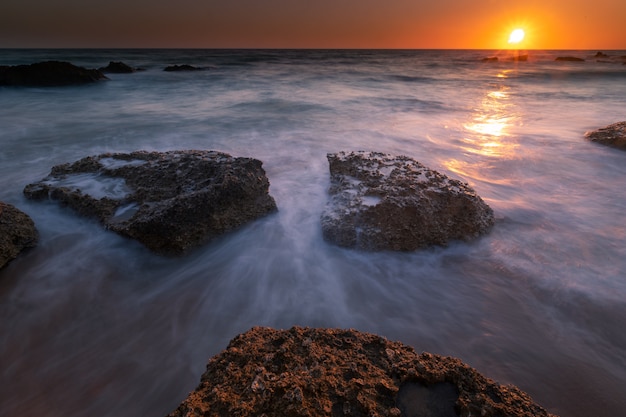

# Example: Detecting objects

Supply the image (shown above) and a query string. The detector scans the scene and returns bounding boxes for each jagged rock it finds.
[0,202,38,269]
[0,61,108,86]
[23,150,277,255]
[164,64,203,72]
[585,121,626,150]
[98,61,144,73]
[555,56,585,62]
[167,326,556,417]
[320,151,494,251]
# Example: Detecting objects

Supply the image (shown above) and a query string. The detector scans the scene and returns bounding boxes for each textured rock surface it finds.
[23,150,277,255]
[0,202,38,269]
[168,326,556,417]
[321,151,494,251]
[585,121,626,150]
[0,61,107,86]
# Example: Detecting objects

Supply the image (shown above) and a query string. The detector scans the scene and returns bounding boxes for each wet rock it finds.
[163,64,203,72]
[555,56,585,62]
[0,61,108,86]
[23,150,277,255]
[98,61,144,73]
[0,202,38,269]
[585,121,626,150]
[167,326,557,417]
[321,151,494,251]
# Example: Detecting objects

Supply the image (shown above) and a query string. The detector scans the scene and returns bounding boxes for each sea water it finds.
[1,49,626,417]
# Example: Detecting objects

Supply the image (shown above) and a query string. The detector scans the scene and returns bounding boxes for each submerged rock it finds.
[481,56,498,62]
[167,326,557,417]
[23,150,277,255]
[163,64,203,72]
[0,61,107,86]
[98,61,144,73]
[555,56,585,62]
[321,151,494,251]
[0,202,38,269]
[585,121,626,150]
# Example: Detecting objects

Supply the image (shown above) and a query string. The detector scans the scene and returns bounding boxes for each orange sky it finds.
[1,0,625,49]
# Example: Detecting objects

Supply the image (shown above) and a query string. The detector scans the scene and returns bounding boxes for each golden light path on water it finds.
[444,69,521,182]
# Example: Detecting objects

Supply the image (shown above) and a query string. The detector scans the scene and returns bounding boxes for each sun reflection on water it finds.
[444,70,522,180]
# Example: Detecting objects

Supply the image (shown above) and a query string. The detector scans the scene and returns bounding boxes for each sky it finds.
[1,0,625,49]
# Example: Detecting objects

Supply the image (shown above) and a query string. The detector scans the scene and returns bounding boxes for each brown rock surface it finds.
[23,150,277,255]
[0,202,38,269]
[321,151,494,251]
[585,121,626,150]
[168,326,556,417]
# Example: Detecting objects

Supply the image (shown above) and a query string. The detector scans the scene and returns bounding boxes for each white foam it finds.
[99,158,147,170]
[45,173,132,200]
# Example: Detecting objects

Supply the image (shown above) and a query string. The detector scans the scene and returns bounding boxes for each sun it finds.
[508,28,525,44]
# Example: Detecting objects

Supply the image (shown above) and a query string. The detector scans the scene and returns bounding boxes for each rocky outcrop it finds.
[0,61,108,86]
[555,56,585,62]
[321,152,494,251]
[168,326,556,417]
[0,202,38,269]
[585,121,626,150]
[23,150,277,255]
[98,61,144,73]
[481,57,498,62]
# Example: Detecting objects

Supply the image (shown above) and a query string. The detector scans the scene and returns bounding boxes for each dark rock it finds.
[0,61,108,87]
[594,52,609,58]
[163,64,203,72]
[508,54,528,61]
[167,326,557,417]
[98,61,143,73]
[0,202,38,269]
[23,150,277,255]
[555,56,585,62]
[320,151,494,251]
[585,121,626,150]
[481,57,498,62]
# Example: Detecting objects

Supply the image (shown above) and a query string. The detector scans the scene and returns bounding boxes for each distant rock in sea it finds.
[98,61,144,73]
[508,54,528,61]
[167,326,557,417]
[585,121,626,150]
[0,61,108,87]
[23,150,277,255]
[481,56,498,62]
[163,64,204,72]
[0,202,38,269]
[555,56,585,62]
[320,151,494,251]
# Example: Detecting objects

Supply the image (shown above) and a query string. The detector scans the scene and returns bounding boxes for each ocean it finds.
[1,49,625,417]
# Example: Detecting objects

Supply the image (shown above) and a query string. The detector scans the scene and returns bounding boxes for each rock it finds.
[0,202,38,269]
[555,56,585,62]
[163,64,203,72]
[481,57,498,62]
[167,326,557,417]
[508,54,528,61]
[320,151,494,251]
[585,121,626,150]
[23,150,277,255]
[0,61,108,86]
[98,61,144,73]
[594,52,609,58]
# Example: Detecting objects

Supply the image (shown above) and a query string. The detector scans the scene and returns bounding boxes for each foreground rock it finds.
[0,202,38,269]
[321,151,494,251]
[0,61,108,86]
[23,150,277,255]
[585,121,626,150]
[168,327,556,417]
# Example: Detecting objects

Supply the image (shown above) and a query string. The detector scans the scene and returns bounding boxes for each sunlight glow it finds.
[508,28,525,44]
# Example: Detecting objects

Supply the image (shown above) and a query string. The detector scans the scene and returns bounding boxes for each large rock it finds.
[168,326,556,417]
[0,61,108,86]
[23,150,277,255]
[321,151,494,251]
[98,61,144,73]
[0,202,38,269]
[585,121,626,150]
